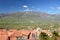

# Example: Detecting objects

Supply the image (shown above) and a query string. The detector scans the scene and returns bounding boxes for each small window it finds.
[16,37,21,40]
[8,37,10,40]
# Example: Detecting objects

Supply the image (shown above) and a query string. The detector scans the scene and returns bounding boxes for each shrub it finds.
[39,32,50,40]
[50,35,56,40]
[53,31,58,37]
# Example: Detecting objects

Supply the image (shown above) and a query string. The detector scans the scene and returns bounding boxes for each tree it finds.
[50,34,56,40]
[50,31,58,40]
[53,31,58,37]
[39,32,50,40]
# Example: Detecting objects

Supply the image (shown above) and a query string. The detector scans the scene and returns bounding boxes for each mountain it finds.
[0,11,60,30]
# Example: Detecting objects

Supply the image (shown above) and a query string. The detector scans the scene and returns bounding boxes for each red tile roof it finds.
[0,29,52,40]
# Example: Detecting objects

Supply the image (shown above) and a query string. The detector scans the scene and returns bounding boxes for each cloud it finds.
[23,5,36,11]
[57,7,60,9]
[23,5,28,8]
[50,7,60,10]
[23,5,30,11]
[24,8,29,11]
[37,8,40,11]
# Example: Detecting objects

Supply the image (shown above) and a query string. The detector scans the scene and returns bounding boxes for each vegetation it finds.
[52,31,59,37]
[39,32,50,40]
[50,35,56,40]
[0,11,60,30]
[50,31,59,40]
[39,31,60,40]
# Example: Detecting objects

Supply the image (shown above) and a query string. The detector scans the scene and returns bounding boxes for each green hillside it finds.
[0,11,60,30]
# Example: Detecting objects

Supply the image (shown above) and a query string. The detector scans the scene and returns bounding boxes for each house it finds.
[7,29,32,40]
[8,29,22,40]
[0,29,8,40]
[7,29,39,40]
[29,31,38,40]
[0,28,40,40]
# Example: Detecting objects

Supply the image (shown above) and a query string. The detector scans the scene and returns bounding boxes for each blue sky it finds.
[0,0,60,14]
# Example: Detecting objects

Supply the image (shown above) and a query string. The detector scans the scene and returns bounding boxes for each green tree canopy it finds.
[39,32,50,40]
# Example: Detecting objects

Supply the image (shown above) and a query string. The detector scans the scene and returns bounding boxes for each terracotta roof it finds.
[20,30,32,35]
[8,31,14,37]
[11,31,22,37]
[0,29,52,39]
[0,30,7,35]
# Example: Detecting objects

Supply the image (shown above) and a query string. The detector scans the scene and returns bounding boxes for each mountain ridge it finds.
[0,11,60,29]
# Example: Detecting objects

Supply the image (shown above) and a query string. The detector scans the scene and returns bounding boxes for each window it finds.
[16,37,21,40]
[8,37,10,40]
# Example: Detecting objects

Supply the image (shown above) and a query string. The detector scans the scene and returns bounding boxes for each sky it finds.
[0,0,60,14]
